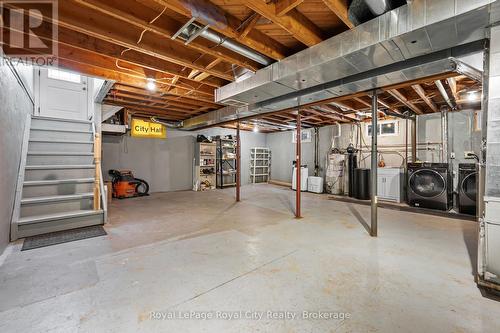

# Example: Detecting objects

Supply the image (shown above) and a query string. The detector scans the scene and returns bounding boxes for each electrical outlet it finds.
[450,152,456,159]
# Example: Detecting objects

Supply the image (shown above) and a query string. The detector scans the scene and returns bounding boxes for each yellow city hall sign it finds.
[131,118,166,139]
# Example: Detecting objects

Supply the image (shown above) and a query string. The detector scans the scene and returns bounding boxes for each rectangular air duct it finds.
[216,0,495,106]
[182,0,495,130]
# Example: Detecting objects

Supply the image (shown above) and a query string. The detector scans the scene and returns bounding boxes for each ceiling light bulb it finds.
[146,78,156,91]
[253,125,259,133]
[467,91,478,102]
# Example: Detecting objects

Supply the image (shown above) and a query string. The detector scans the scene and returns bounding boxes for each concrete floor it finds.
[1,184,500,332]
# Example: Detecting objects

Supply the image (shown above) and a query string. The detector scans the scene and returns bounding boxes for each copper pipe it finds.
[296,110,302,218]
[236,121,241,202]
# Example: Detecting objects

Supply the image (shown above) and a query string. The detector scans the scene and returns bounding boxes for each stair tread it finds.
[31,115,93,124]
[30,128,92,134]
[24,178,95,186]
[25,164,95,170]
[17,209,103,225]
[29,139,94,144]
[27,151,94,156]
[21,193,94,204]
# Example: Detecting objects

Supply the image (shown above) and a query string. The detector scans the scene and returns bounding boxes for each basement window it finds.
[48,68,82,84]
[366,120,399,137]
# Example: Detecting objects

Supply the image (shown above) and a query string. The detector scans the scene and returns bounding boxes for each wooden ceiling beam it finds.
[104,98,202,115]
[111,84,220,108]
[119,107,187,120]
[316,105,357,122]
[5,1,234,81]
[306,109,344,123]
[411,84,438,113]
[245,0,324,46]
[276,0,304,17]
[152,0,289,60]
[48,42,216,95]
[1,16,228,89]
[53,58,216,103]
[446,77,460,103]
[70,0,260,72]
[239,13,261,39]
[386,89,424,115]
[112,84,218,107]
[107,92,205,111]
[321,0,354,29]
[375,96,401,114]
[192,59,223,82]
[1,38,219,102]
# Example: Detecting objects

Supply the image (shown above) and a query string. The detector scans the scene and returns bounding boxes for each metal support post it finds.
[371,91,378,237]
[296,111,302,218]
[236,121,241,202]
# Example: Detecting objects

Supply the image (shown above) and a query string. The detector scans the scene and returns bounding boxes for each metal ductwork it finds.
[349,0,408,26]
[172,19,273,66]
[365,0,392,16]
[199,29,272,66]
[181,0,495,130]
[182,55,482,130]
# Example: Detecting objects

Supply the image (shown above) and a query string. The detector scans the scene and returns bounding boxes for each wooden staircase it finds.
[10,115,106,240]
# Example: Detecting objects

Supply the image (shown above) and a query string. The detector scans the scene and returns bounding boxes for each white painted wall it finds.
[266,110,481,191]
[0,61,34,254]
[102,127,267,193]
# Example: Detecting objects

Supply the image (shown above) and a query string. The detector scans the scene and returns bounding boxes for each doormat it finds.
[22,225,107,251]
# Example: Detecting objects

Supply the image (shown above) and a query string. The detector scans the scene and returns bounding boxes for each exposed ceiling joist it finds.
[244,0,324,46]
[239,13,261,39]
[5,1,234,81]
[152,0,289,60]
[321,0,354,29]
[412,84,438,113]
[70,0,260,72]
[386,89,424,115]
[276,0,305,17]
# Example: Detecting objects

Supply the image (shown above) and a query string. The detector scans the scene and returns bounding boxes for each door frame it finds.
[33,67,94,120]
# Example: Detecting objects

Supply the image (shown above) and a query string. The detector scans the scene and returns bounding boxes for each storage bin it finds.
[308,176,323,193]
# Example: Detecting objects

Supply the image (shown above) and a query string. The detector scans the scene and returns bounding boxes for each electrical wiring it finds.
[113,6,207,102]
[116,6,167,74]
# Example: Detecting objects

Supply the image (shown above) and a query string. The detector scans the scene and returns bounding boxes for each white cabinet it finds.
[377,168,404,203]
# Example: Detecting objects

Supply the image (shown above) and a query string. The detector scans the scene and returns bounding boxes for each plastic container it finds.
[308,176,324,193]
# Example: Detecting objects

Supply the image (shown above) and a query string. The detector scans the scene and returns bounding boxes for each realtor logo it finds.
[1,0,58,65]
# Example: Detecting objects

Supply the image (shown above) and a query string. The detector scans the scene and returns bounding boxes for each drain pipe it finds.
[411,116,417,162]
[435,80,456,109]
[314,127,320,176]
[440,106,449,163]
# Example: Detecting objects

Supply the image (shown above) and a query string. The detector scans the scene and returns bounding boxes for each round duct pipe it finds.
[350,0,407,25]
[199,29,273,66]
[364,0,390,15]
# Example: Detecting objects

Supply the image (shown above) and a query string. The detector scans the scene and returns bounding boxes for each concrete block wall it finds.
[0,61,34,254]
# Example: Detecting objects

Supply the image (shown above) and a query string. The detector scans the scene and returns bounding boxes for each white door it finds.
[37,68,88,120]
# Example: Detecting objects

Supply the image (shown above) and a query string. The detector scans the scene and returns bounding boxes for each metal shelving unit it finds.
[250,147,271,184]
[216,138,237,188]
[193,142,216,191]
